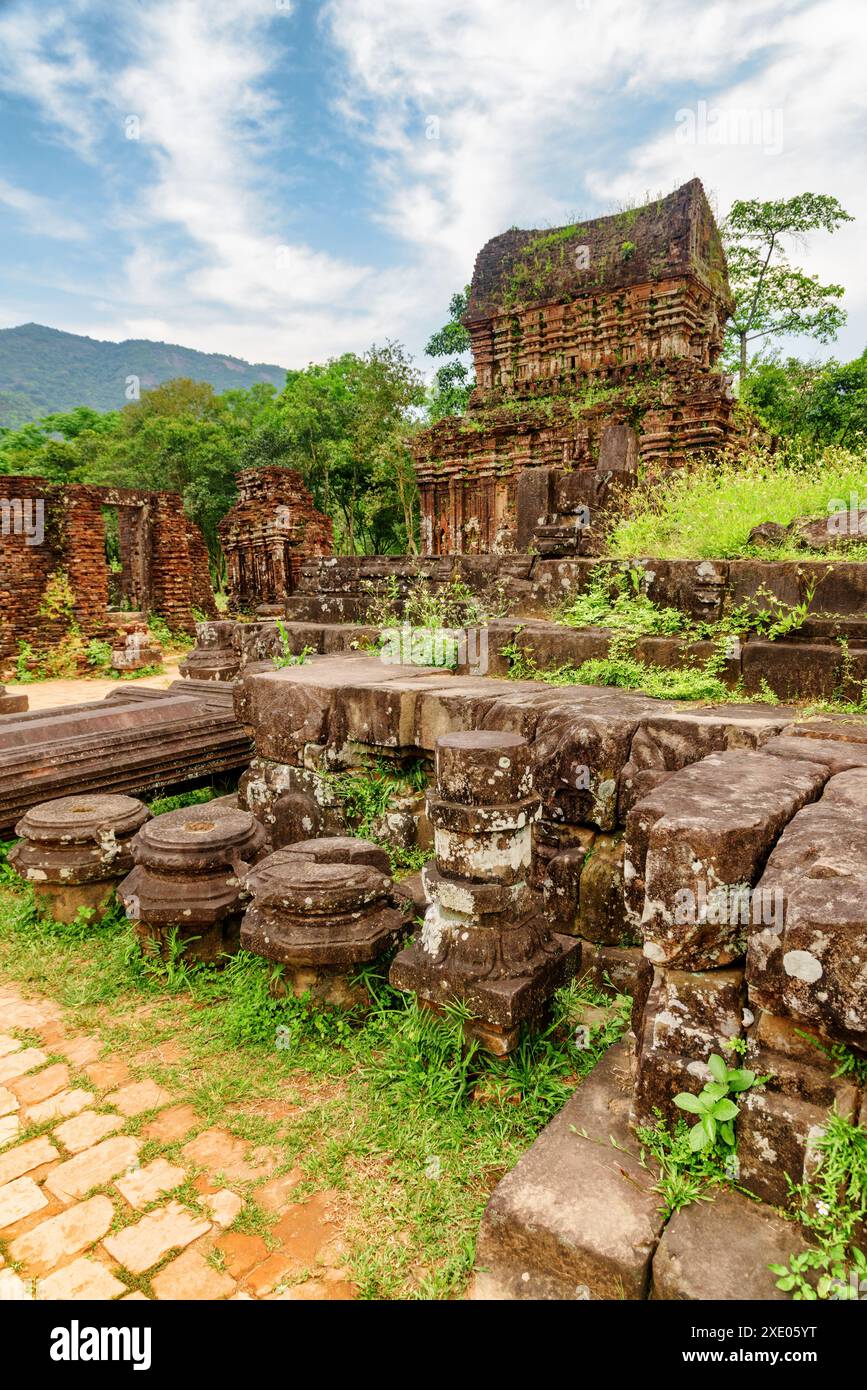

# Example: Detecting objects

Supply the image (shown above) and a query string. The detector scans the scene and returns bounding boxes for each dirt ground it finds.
[6,664,183,713]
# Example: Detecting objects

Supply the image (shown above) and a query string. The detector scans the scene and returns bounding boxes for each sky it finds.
[0,0,865,375]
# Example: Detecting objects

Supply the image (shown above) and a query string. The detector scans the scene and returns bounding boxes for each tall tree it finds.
[424,287,474,421]
[722,194,853,380]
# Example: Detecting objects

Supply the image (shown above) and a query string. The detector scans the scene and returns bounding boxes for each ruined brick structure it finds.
[414,179,738,555]
[218,468,333,611]
[0,476,217,662]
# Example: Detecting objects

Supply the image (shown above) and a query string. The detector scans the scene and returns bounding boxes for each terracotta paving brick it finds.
[255,1168,304,1215]
[201,1189,242,1227]
[103,1200,211,1275]
[10,1194,115,1275]
[44,1135,142,1202]
[0,1175,48,1230]
[0,1115,20,1148]
[25,1087,94,1126]
[0,1267,32,1300]
[52,1110,124,1155]
[0,1048,49,1085]
[8,1062,70,1106]
[180,1127,271,1182]
[0,998,60,1031]
[213,1230,270,1279]
[0,1035,21,1058]
[271,1191,339,1265]
[0,1135,59,1187]
[56,1037,102,1068]
[0,1084,19,1117]
[268,1276,356,1301]
[151,1248,236,1300]
[140,1103,200,1144]
[115,1158,186,1210]
[85,1058,131,1090]
[37,1256,127,1301]
[107,1079,172,1117]
[244,1251,303,1298]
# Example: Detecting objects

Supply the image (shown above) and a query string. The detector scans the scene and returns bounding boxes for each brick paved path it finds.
[0,983,354,1301]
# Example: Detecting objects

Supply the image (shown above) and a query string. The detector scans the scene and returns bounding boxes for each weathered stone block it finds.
[624,750,827,969]
[651,1189,808,1300]
[632,964,745,1129]
[472,1045,665,1300]
[577,835,630,944]
[747,769,867,1048]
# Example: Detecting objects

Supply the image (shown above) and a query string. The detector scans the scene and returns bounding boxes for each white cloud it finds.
[0,177,85,240]
[0,0,864,368]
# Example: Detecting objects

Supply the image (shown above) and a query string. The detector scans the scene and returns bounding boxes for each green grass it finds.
[607,444,867,560]
[0,881,630,1300]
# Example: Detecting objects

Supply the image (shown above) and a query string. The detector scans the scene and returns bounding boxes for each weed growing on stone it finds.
[273,621,313,669]
[635,1052,765,1219]
[771,1110,867,1300]
[323,758,433,875]
[672,1052,762,1155]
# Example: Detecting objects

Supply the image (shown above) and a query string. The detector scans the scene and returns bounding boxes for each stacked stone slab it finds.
[118,803,266,962]
[0,685,252,833]
[179,621,242,682]
[0,685,27,715]
[390,731,579,1053]
[241,837,403,1005]
[9,793,151,922]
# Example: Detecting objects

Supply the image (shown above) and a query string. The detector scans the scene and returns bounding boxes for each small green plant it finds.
[85,638,114,674]
[636,1113,732,1219]
[796,1029,867,1085]
[273,620,312,669]
[673,1052,759,1154]
[771,1110,867,1300]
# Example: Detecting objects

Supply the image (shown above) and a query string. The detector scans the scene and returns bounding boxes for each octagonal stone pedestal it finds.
[390,731,579,1055]
[118,803,266,963]
[241,840,404,1006]
[9,793,151,922]
[179,621,241,682]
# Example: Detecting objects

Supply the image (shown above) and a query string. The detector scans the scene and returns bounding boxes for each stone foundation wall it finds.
[235,654,867,1213]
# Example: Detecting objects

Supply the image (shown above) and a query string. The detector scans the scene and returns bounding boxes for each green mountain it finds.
[0,323,288,428]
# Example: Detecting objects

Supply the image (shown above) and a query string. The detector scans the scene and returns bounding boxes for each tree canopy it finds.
[722,193,853,379]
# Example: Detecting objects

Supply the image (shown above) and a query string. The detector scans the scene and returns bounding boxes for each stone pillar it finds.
[241,838,404,1005]
[118,803,266,962]
[389,731,580,1054]
[179,621,242,682]
[9,794,151,922]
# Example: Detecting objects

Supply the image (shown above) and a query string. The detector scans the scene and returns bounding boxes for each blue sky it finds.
[0,0,864,375]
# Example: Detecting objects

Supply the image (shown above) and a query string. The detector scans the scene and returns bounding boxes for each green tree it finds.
[424,287,474,421]
[722,194,853,380]
[277,345,424,553]
[741,349,867,447]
